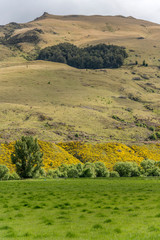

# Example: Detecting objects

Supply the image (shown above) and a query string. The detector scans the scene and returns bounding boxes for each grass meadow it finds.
[0,59,160,143]
[0,178,160,239]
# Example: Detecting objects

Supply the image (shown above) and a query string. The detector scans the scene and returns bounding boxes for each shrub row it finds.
[46,159,160,179]
[47,162,110,178]
[114,159,160,177]
[1,159,160,180]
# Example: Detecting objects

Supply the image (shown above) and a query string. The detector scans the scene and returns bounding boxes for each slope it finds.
[0,14,160,143]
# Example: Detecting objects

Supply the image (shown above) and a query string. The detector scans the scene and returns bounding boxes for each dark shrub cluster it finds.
[37,42,128,69]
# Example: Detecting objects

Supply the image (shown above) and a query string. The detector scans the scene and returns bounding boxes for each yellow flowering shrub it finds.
[38,140,80,170]
[0,140,160,172]
[130,144,160,162]
[0,140,80,172]
[59,142,160,170]
[0,142,16,172]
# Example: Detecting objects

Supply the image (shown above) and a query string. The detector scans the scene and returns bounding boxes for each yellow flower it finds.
[1,140,160,172]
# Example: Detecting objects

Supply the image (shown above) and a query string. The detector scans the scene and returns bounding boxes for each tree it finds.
[11,136,43,178]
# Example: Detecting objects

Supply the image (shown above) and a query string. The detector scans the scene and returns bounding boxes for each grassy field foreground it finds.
[0,178,160,239]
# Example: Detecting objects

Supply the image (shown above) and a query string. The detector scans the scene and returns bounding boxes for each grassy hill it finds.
[0,13,160,143]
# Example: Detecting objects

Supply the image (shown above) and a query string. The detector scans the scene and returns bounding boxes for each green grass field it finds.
[0,178,160,240]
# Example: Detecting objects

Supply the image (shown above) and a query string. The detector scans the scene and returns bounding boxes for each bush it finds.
[9,172,20,180]
[149,133,157,140]
[82,162,96,178]
[46,169,54,178]
[156,132,160,139]
[149,167,160,176]
[0,165,10,180]
[58,164,69,178]
[47,169,60,178]
[140,159,160,176]
[143,60,146,66]
[67,165,79,178]
[75,163,83,177]
[11,136,43,179]
[113,162,140,177]
[94,162,110,177]
[39,168,46,177]
[32,171,41,179]
[140,159,155,171]
[110,171,120,177]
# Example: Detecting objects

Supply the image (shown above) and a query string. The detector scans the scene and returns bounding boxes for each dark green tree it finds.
[11,136,43,178]
[37,43,128,69]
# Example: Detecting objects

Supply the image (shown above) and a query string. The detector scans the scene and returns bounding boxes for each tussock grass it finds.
[0,60,160,143]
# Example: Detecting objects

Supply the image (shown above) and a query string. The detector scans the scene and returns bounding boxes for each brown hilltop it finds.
[1,13,159,53]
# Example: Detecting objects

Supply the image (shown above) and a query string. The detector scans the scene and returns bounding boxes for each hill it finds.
[0,13,160,143]
[1,13,160,62]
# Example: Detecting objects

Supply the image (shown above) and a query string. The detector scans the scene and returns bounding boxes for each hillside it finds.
[0,13,160,143]
[1,13,160,62]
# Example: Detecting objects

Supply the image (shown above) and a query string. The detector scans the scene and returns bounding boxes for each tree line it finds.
[37,42,128,69]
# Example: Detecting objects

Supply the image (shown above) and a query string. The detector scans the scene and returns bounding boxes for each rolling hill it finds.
[0,13,160,144]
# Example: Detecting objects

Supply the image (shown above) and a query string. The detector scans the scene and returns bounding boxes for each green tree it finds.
[11,136,43,178]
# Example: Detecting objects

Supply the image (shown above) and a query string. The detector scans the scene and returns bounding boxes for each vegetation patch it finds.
[37,42,128,69]
[1,140,160,174]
